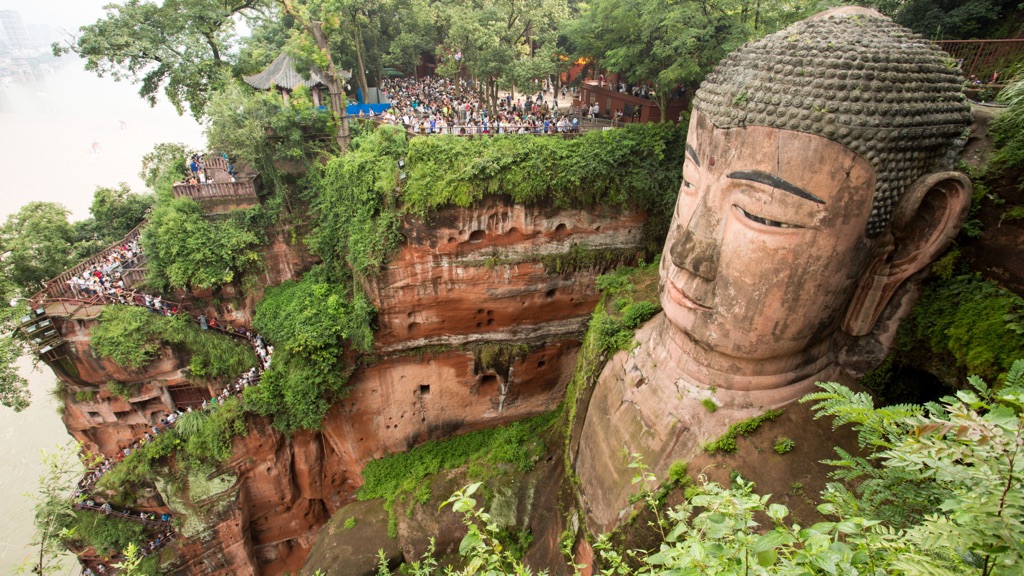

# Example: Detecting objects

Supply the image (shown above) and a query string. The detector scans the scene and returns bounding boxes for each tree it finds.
[569,0,746,122]
[0,202,77,295]
[277,0,354,151]
[0,279,30,413]
[140,197,263,291]
[21,443,89,575]
[54,0,268,119]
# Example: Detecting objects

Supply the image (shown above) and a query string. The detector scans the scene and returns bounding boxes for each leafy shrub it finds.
[243,348,348,433]
[141,197,263,291]
[701,398,718,413]
[74,389,97,403]
[307,126,408,280]
[106,381,134,400]
[68,510,148,556]
[90,306,162,368]
[703,409,783,454]
[620,301,659,329]
[773,437,795,454]
[343,517,357,530]
[667,461,690,485]
[90,306,255,377]
[175,397,248,466]
[253,266,374,357]
[900,273,1024,383]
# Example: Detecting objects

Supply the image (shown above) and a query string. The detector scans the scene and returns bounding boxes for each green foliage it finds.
[243,348,348,433]
[773,437,795,455]
[893,0,1019,39]
[401,124,683,250]
[0,202,78,294]
[307,125,408,280]
[701,398,718,413]
[75,389,97,403]
[140,143,197,193]
[68,510,148,557]
[55,0,263,119]
[90,306,256,377]
[246,266,365,433]
[805,365,1024,573]
[89,306,162,368]
[900,274,1024,383]
[141,197,263,291]
[384,483,536,576]
[205,82,338,203]
[343,516,357,530]
[1000,205,1024,225]
[253,265,373,358]
[23,442,88,575]
[106,381,133,401]
[620,301,659,329]
[175,397,248,466]
[358,411,557,537]
[990,75,1024,171]
[703,409,783,454]
[667,461,689,486]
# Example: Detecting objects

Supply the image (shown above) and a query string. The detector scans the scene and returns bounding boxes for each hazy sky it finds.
[0,0,111,33]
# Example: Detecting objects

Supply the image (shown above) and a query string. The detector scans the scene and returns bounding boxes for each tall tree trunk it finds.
[352,17,371,101]
[310,21,350,153]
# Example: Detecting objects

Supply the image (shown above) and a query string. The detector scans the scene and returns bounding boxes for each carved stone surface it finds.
[575,7,975,532]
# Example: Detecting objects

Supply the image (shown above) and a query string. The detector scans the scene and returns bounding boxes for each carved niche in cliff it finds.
[575,7,976,531]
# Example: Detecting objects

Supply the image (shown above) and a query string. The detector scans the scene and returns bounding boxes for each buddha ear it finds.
[843,171,972,336]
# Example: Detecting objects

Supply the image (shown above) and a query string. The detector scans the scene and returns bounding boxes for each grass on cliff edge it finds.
[357,410,560,536]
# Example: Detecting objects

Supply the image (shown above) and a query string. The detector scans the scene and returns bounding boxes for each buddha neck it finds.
[652,315,839,394]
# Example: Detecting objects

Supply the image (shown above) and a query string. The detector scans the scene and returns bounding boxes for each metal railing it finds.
[935,38,1024,85]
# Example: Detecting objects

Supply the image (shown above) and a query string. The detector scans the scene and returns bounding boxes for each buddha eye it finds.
[735,205,801,229]
[683,179,694,189]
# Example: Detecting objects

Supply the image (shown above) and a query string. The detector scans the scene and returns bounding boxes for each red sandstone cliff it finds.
[44,198,648,575]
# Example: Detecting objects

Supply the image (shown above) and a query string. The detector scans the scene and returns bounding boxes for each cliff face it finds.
[48,198,647,575]
[366,198,647,351]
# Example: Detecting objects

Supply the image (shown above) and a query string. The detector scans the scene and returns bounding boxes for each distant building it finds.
[0,10,31,51]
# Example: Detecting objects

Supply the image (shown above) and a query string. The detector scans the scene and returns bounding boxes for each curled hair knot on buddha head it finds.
[692,6,973,237]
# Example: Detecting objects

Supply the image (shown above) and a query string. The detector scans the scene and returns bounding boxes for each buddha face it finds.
[659,111,878,365]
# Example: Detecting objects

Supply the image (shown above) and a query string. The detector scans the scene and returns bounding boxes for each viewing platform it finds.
[172,153,262,213]
[29,222,146,307]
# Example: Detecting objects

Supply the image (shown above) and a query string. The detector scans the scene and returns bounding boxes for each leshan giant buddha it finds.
[575,7,974,530]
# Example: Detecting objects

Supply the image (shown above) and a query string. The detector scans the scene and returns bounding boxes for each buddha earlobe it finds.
[843,171,972,336]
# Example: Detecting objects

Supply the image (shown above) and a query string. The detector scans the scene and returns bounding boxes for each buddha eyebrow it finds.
[726,170,825,205]
[686,144,701,167]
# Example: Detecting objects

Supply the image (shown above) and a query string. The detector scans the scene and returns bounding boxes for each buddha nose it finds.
[669,205,720,281]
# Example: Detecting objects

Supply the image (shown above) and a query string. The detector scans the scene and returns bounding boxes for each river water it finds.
[0,58,204,573]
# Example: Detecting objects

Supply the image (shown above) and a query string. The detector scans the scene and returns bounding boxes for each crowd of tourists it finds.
[65,240,142,299]
[74,500,172,525]
[73,324,272,495]
[372,76,587,135]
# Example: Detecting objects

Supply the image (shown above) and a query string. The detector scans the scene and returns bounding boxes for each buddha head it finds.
[658,7,973,391]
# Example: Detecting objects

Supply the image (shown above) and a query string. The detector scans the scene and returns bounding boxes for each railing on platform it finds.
[935,38,1024,85]
[171,176,260,201]
[29,223,146,306]
[355,116,610,138]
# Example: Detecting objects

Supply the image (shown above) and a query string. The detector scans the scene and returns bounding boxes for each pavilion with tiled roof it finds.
[242,52,351,107]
